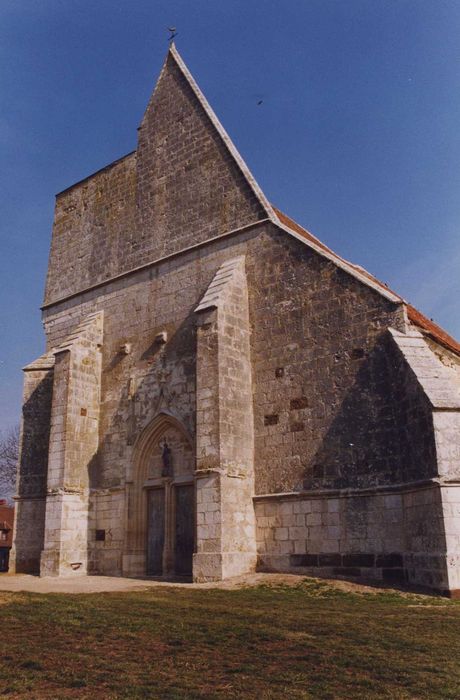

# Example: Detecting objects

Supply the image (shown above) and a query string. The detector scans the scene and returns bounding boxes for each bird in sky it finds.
[253,93,265,106]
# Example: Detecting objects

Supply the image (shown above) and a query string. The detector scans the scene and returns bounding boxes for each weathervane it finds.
[167,27,177,43]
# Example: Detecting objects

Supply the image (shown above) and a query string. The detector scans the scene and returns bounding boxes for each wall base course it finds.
[254,483,457,592]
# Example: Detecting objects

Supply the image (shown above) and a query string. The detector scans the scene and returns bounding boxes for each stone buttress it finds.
[39,312,103,576]
[389,328,460,592]
[194,256,256,581]
[9,353,54,573]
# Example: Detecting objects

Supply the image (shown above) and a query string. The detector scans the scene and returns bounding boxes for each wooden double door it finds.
[146,483,194,577]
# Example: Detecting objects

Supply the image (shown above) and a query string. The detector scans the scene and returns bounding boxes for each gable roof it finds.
[271,207,460,357]
[41,47,460,358]
[272,207,401,303]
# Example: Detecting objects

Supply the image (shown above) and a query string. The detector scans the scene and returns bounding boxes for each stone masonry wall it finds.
[44,153,137,305]
[439,486,460,592]
[255,493,405,582]
[256,485,452,592]
[42,227,262,574]
[39,223,416,576]
[136,52,265,265]
[40,314,103,576]
[44,50,266,308]
[425,338,460,387]
[17,367,53,500]
[90,489,124,574]
[247,227,415,494]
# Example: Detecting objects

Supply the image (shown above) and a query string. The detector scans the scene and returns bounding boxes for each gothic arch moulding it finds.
[126,412,195,561]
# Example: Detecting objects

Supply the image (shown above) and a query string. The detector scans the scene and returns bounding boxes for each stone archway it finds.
[122,413,195,578]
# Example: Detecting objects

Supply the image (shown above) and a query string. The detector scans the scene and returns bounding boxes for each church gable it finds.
[17,45,460,594]
[134,46,269,262]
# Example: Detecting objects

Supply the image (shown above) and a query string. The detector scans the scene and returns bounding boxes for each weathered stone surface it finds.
[194,256,256,581]
[9,354,54,573]
[40,312,103,576]
[12,45,460,593]
[255,482,459,590]
[44,153,137,305]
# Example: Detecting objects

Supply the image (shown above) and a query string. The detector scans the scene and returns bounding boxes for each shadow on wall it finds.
[304,332,438,491]
[13,372,52,573]
[86,307,197,576]
[295,332,449,592]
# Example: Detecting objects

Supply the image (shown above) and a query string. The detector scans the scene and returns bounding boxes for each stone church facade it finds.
[11,46,460,594]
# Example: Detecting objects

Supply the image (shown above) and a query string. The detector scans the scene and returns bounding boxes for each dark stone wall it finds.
[380,335,437,483]
[248,226,435,494]
[13,368,53,574]
[18,369,53,498]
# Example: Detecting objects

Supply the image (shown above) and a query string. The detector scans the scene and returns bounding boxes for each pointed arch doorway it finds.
[126,413,195,578]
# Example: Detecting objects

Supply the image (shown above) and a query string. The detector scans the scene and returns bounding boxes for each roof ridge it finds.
[271,205,401,304]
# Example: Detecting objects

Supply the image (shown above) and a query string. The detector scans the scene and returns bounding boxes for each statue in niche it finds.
[159,438,173,477]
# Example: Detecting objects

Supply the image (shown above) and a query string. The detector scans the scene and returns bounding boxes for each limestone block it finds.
[274,528,288,541]
[327,499,340,513]
[279,502,294,515]
[288,527,306,541]
[294,540,306,554]
[306,512,321,526]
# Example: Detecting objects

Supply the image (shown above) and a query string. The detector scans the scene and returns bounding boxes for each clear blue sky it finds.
[1,0,459,431]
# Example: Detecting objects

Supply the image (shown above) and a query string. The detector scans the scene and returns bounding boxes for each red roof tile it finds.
[273,207,339,258]
[406,305,460,356]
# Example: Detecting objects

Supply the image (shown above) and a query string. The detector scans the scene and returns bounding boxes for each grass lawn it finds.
[1,578,460,699]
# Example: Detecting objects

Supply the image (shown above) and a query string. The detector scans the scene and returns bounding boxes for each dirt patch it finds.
[0,571,439,599]
[0,572,309,595]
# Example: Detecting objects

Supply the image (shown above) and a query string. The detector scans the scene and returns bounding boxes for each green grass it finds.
[1,579,460,699]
